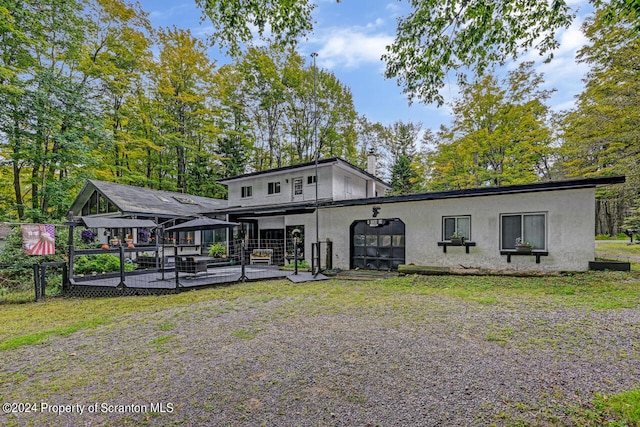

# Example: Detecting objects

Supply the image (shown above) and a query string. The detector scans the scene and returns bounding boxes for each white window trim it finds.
[499,212,548,251]
[442,215,471,241]
[293,177,303,196]
[267,181,281,196]
[240,185,253,198]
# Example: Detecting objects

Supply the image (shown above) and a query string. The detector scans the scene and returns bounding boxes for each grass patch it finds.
[231,328,261,340]
[0,272,639,352]
[572,388,640,426]
[150,335,174,347]
[0,317,111,351]
[597,242,640,256]
[159,323,175,331]
[0,289,35,304]
[486,326,514,344]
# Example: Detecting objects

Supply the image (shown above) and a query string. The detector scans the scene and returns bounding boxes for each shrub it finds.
[285,259,310,269]
[208,243,227,258]
[74,254,135,275]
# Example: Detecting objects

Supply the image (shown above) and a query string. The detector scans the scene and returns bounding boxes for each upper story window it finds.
[307,175,316,185]
[241,185,253,198]
[267,182,281,195]
[443,216,471,241]
[501,212,546,250]
[293,178,303,196]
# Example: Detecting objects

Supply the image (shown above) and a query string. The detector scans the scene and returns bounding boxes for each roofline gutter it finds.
[319,175,626,209]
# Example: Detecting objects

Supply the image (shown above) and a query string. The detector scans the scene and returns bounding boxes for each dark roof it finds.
[217,157,391,188]
[213,199,329,218]
[79,217,157,229]
[164,217,238,232]
[319,175,626,209]
[70,180,228,219]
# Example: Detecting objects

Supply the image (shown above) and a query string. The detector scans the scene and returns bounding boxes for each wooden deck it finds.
[67,265,289,297]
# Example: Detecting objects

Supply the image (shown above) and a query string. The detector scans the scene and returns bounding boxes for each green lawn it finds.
[596,241,640,256]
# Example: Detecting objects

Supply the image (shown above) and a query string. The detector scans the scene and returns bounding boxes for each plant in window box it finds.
[515,237,534,253]
[450,232,465,245]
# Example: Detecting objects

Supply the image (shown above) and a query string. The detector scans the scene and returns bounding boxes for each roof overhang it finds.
[320,175,627,209]
[221,205,317,220]
[69,217,158,229]
[217,157,391,188]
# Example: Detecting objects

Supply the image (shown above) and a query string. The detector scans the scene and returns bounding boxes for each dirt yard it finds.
[1,275,639,426]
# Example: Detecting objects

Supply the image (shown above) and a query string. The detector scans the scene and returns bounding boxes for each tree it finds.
[152,26,218,193]
[382,0,573,106]
[194,0,317,56]
[353,115,388,173]
[237,46,288,169]
[212,63,253,180]
[82,0,154,183]
[223,46,358,170]
[384,121,421,194]
[198,0,640,106]
[0,0,103,220]
[428,63,553,190]
[560,6,640,235]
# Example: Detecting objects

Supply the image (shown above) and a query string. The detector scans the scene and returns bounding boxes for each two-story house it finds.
[214,156,391,264]
[69,157,625,273]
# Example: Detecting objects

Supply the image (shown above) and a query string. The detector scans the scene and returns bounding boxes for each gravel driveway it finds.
[1,279,639,426]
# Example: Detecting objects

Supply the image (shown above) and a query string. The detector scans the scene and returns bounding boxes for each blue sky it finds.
[138,0,593,135]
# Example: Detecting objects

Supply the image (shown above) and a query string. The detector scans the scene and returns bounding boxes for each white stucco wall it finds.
[226,167,328,207]
[330,168,368,200]
[318,187,596,272]
[226,162,387,207]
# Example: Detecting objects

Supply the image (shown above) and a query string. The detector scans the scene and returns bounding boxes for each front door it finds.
[292,177,304,202]
[351,219,405,271]
[259,229,285,264]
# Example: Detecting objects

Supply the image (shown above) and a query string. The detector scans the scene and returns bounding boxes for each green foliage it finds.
[383,121,422,194]
[382,0,573,106]
[390,154,419,195]
[623,201,640,234]
[560,7,640,207]
[195,0,316,56]
[573,389,640,426]
[428,63,553,190]
[207,243,227,258]
[74,254,135,275]
[284,259,310,269]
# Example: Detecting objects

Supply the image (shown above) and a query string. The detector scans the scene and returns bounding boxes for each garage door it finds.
[351,219,405,271]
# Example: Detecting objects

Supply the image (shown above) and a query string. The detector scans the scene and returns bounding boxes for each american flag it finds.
[22,224,56,256]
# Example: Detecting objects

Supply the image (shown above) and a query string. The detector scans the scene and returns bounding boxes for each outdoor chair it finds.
[176,256,208,277]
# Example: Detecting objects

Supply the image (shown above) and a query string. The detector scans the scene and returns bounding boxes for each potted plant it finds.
[515,237,534,253]
[81,229,97,244]
[208,242,227,258]
[450,232,465,245]
[138,229,151,244]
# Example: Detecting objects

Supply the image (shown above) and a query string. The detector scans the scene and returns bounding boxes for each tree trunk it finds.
[595,198,628,236]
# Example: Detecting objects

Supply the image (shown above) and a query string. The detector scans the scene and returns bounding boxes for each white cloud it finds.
[313,26,393,70]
